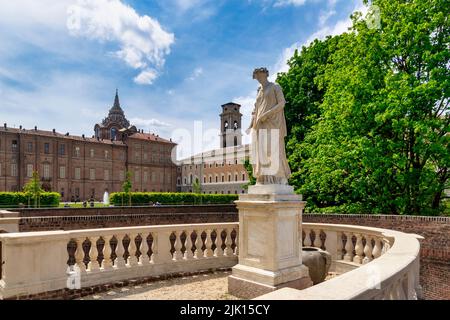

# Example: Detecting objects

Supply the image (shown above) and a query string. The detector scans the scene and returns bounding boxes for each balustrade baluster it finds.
[372,238,382,259]
[204,230,213,258]
[353,234,364,264]
[74,238,87,272]
[173,231,183,261]
[114,234,126,268]
[127,234,139,266]
[150,233,157,263]
[363,236,373,264]
[304,229,312,247]
[224,229,233,256]
[101,236,113,270]
[213,230,223,257]
[234,229,239,256]
[313,229,322,248]
[193,230,202,259]
[87,237,100,272]
[139,233,150,265]
[343,232,354,262]
[336,232,344,260]
[184,230,194,260]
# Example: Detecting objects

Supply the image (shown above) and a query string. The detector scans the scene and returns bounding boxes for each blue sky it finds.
[0,0,367,158]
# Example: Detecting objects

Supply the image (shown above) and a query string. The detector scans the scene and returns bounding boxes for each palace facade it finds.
[177,102,251,194]
[0,91,177,201]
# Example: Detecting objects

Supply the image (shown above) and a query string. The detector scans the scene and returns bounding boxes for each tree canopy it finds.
[277,0,449,215]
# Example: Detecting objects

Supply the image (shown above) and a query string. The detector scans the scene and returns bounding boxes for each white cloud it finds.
[67,0,174,85]
[129,117,172,128]
[274,0,308,6]
[134,69,158,85]
[187,67,204,80]
[271,0,366,78]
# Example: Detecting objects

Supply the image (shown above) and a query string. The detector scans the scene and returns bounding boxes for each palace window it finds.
[152,172,156,182]
[11,140,18,152]
[27,142,33,153]
[242,173,245,181]
[104,150,109,159]
[228,174,231,182]
[89,168,95,180]
[90,149,95,158]
[110,128,117,140]
[75,167,81,180]
[143,171,148,183]
[160,172,164,183]
[119,170,124,181]
[43,164,50,178]
[74,146,80,157]
[104,169,109,181]
[59,144,65,156]
[44,143,50,154]
[221,175,224,182]
[26,164,33,178]
[135,170,140,182]
[215,175,218,183]
[59,166,66,179]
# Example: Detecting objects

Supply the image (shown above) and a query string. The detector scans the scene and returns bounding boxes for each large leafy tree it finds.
[281,0,449,215]
[277,35,342,190]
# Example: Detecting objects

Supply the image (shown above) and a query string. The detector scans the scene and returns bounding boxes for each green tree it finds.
[242,158,256,190]
[23,171,44,208]
[192,178,202,194]
[281,0,449,215]
[277,35,342,190]
[122,171,133,206]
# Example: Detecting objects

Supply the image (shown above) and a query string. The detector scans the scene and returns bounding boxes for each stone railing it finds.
[0,222,238,299]
[256,223,423,300]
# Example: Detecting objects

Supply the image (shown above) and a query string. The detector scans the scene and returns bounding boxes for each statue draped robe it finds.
[249,82,291,185]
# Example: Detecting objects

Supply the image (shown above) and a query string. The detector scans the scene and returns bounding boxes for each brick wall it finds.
[16,205,238,231]
[10,206,450,300]
[302,214,450,300]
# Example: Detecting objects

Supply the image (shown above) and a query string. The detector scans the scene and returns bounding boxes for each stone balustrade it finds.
[0,222,238,299]
[0,222,423,300]
[256,223,423,300]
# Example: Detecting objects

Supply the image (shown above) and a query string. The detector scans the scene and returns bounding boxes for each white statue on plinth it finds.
[247,67,291,186]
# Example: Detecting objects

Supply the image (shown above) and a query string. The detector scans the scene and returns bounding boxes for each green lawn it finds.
[58,202,111,208]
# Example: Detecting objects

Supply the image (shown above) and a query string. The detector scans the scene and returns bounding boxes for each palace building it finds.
[177,102,251,194]
[0,90,177,201]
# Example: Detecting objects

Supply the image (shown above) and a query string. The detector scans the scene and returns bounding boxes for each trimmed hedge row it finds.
[110,192,238,206]
[0,192,61,208]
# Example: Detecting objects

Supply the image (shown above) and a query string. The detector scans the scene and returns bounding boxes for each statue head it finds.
[253,67,269,84]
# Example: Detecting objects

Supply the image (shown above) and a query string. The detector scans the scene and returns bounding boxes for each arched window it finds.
[110,127,117,140]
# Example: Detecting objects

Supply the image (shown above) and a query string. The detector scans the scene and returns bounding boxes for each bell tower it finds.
[220,102,242,148]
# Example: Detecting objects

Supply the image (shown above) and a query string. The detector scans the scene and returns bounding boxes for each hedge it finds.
[110,192,238,206]
[0,192,61,208]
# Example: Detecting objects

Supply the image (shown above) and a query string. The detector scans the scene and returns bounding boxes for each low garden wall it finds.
[0,205,448,300]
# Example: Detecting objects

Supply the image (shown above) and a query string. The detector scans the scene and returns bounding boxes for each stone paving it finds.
[78,270,240,300]
[78,270,340,300]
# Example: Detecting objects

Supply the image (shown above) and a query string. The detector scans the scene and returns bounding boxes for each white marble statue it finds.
[246,67,291,185]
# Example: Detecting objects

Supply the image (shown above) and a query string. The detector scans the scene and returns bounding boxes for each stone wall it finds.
[302,214,450,300]
[4,206,449,300]
[15,205,238,232]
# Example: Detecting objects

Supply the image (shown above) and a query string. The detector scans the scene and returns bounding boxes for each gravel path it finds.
[79,270,240,300]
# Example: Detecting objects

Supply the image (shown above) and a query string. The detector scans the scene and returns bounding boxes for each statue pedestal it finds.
[228,184,312,299]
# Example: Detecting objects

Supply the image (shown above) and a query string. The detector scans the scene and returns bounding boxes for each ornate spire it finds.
[112,88,122,111]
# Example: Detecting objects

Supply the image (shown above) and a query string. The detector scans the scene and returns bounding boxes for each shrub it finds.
[0,192,60,208]
[109,192,238,206]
